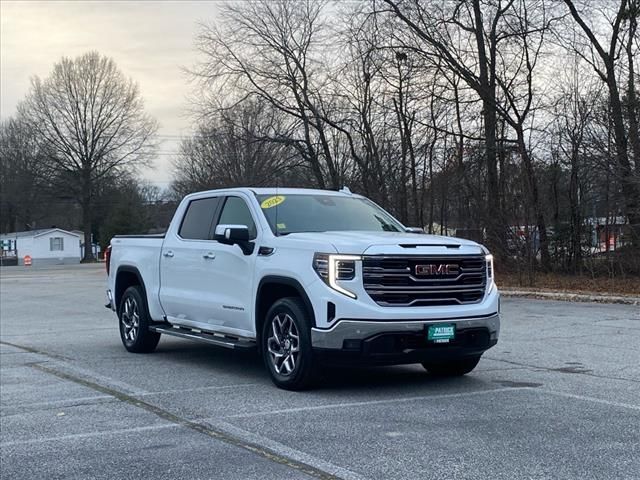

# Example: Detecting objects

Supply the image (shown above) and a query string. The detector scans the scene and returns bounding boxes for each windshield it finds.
[256,194,404,235]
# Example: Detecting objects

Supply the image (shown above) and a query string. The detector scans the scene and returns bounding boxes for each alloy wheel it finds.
[121,296,140,343]
[267,313,300,376]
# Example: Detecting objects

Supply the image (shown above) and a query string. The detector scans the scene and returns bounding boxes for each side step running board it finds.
[149,325,256,350]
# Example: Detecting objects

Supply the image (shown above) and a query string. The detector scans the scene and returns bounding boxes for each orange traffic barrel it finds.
[24,255,32,266]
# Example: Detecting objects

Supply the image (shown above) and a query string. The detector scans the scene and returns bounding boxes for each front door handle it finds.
[203,252,216,260]
[163,250,174,258]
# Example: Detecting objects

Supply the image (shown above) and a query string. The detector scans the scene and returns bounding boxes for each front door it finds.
[205,195,258,336]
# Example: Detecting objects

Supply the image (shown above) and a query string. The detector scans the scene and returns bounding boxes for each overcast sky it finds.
[1,0,220,187]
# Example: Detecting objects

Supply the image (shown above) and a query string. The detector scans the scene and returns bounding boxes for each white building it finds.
[0,228,82,266]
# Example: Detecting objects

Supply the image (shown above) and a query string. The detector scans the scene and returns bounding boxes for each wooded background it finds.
[1,0,638,280]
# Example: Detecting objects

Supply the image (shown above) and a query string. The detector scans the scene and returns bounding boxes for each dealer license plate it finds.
[427,323,455,343]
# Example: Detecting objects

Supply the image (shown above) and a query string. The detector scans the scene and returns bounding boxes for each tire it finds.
[262,297,316,390]
[118,285,161,353]
[422,355,481,376]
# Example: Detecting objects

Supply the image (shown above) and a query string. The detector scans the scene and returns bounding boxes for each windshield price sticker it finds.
[261,195,286,209]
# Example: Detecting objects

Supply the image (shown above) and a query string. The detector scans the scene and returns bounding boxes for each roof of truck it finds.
[191,187,358,197]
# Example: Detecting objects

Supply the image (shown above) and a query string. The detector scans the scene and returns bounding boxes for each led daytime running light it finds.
[328,254,360,299]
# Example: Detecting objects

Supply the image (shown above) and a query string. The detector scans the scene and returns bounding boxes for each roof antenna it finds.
[340,186,352,194]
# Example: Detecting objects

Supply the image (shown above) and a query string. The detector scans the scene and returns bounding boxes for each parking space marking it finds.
[0,394,115,413]
[537,389,640,411]
[137,383,261,396]
[203,419,367,480]
[0,340,70,361]
[225,387,525,419]
[0,424,180,447]
[28,362,347,480]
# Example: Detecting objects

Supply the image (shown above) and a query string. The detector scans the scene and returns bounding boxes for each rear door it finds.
[158,195,222,326]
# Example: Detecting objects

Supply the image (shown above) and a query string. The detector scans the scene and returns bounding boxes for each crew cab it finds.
[106,188,500,390]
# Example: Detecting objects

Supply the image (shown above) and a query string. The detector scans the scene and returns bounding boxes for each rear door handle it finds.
[163,250,174,258]
[203,252,216,260]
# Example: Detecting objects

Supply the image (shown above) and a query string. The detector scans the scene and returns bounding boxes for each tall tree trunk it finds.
[483,104,502,248]
[472,0,502,254]
[569,147,581,273]
[453,82,466,230]
[607,71,640,245]
[516,127,550,270]
[81,175,95,262]
[626,0,640,175]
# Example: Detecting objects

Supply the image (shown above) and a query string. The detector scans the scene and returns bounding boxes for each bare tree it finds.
[551,65,600,272]
[380,0,515,253]
[174,0,639,277]
[624,0,640,176]
[193,0,349,188]
[562,0,640,245]
[18,52,157,260]
[0,117,50,232]
[494,0,555,270]
[172,101,302,197]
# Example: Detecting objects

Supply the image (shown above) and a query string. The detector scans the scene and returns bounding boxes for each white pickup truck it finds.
[106,187,500,390]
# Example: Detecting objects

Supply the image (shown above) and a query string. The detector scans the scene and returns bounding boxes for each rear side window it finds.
[217,196,257,239]
[179,197,221,240]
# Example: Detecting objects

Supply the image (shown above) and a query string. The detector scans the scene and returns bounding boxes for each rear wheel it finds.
[262,297,316,390]
[422,355,481,376]
[118,285,160,353]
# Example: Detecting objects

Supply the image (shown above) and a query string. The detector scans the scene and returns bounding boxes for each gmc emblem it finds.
[415,264,459,276]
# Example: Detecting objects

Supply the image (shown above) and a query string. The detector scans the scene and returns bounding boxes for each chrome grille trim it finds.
[362,255,487,307]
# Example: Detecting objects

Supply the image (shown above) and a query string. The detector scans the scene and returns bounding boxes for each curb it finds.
[500,289,640,305]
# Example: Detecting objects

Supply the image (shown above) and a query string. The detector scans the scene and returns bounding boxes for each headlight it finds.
[485,254,494,281]
[313,253,360,298]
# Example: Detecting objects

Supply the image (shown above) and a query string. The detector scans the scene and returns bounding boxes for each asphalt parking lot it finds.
[1,264,639,480]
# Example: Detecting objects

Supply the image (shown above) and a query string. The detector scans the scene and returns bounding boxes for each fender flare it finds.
[255,275,316,329]
[115,265,149,309]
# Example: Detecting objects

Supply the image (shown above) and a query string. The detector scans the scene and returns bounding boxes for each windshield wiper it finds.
[374,214,399,232]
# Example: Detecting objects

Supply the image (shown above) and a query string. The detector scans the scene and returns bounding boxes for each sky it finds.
[0,0,220,188]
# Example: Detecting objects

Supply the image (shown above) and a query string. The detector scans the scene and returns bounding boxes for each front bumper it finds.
[311,313,499,364]
[311,313,499,349]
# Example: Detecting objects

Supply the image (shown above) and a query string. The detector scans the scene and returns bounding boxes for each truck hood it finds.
[283,231,484,255]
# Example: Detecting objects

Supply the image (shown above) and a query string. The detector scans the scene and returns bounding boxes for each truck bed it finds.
[113,233,165,239]
[109,235,165,320]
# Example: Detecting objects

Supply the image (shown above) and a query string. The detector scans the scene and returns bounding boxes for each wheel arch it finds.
[115,265,148,311]
[255,276,316,343]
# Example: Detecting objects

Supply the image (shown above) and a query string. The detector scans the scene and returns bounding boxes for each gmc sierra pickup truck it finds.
[106,187,499,390]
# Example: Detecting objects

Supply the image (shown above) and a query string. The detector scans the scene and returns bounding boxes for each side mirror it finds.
[405,227,425,234]
[214,224,254,254]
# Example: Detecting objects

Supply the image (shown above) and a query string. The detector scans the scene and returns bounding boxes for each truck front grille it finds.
[362,255,487,307]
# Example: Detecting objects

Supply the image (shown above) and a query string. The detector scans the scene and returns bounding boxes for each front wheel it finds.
[262,297,316,390]
[422,355,481,376]
[118,285,160,353]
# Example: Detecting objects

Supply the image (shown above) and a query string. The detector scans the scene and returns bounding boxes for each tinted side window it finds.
[217,197,257,239]
[179,197,221,240]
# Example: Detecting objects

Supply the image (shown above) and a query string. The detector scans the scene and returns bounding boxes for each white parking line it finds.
[225,386,523,419]
[0,424,180,447]
[537,389,640,411]
[1,395,114,412]
[137,382,261,396]
[204,419,368,480]
[224,386,640,420]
